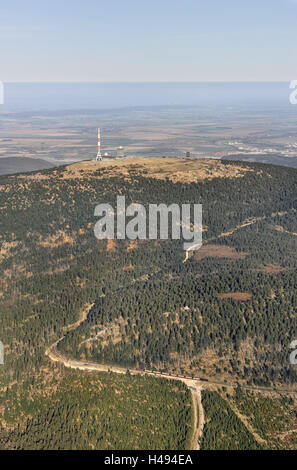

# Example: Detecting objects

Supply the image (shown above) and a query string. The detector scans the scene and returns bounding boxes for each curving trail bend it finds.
[45,302,297,450]
[45,303,204,450]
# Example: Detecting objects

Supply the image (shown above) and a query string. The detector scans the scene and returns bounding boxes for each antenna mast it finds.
[96,126,102,161]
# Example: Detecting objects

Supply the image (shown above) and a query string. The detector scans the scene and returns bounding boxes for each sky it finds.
[0,0,297,82]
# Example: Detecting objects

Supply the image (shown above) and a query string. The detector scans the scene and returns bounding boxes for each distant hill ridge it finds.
[0,156,55,175]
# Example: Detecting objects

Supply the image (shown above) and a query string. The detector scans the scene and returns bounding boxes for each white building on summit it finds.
[117,146,125,158]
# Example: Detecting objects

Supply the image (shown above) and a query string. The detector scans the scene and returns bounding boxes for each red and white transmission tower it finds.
[96,126,102,161]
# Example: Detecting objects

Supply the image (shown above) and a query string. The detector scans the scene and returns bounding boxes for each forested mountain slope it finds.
[0,157,296,449]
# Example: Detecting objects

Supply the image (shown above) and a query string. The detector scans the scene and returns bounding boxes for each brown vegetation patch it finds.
[195,244,248,261]
[217,292,253,301]
[63,157,256,183]
[107,239,116,251]
[79,317,128,350]
[274,225,297,237]
[0,241,21,262]
[126,240,138,252]
[123,264,135,271]
[38,230,75,248]
[261,264,288,274]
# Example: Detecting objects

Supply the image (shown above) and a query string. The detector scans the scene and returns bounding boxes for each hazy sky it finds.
[1,0,297,82]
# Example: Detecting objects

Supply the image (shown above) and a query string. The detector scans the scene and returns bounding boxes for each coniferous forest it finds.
[0,158,296,449]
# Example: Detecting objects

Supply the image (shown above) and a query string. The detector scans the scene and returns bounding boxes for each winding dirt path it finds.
[45,301,297,450]
[45,303,204,450]
[196,388,205,449]
[189,386,204,450]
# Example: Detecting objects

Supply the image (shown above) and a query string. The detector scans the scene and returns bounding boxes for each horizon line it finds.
[3,80,293,85]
